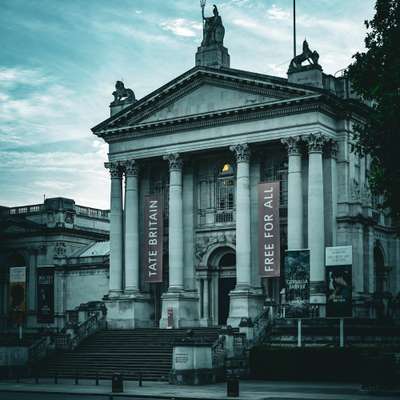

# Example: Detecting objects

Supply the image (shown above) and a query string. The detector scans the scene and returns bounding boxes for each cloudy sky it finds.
[0,0,375,209]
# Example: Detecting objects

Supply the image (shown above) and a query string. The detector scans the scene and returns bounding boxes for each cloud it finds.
[267,4,290,21]
[160,18,202,37]
[0,67,50,88]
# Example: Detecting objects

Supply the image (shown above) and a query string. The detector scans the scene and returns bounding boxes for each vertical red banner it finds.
[9,267,26,324]
[143,195,164,283]
[258,182,281,277]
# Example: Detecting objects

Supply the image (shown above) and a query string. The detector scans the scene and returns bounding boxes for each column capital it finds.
[281,136,302,156]
[327,139,338,159]
[124,159,139,177]
[303,133,329,153]
[105,161,123,178]
[230,143,250,163]
[163,153,183,171]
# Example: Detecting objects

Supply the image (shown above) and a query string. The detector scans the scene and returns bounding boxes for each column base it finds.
[310,281,326,317]
[199,318,213,327]
[160,291,200,328]
[104,292,153,329]
[227,288,264,327]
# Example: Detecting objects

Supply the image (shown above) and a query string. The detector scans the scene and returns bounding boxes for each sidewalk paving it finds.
[1,379,400,400]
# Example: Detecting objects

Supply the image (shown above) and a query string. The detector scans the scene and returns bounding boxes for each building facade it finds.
[0,198,110,330]
[92,8,400,329]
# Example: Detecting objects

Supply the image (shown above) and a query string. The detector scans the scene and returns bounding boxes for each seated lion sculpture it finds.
[289,40,320,72]
[112,80,136,104]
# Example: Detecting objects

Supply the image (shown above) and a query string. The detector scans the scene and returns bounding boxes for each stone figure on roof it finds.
[201,1,225,46]
[111,81,136,105]
[288,40,320,72]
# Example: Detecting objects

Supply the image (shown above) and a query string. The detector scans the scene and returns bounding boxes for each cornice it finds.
[101,95,330,143]
[92,67,315,134]
[114,77,296,129]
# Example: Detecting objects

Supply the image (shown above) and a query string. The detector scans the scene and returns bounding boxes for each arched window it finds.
[219,253,236,268]
[216,163,235,223]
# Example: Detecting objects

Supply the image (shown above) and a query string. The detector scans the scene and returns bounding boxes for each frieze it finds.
[98,99,337,142]
[230,143,250,163]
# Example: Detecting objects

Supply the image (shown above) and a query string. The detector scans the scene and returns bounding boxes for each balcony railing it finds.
[74,205,109,219]
[6,204,43,215]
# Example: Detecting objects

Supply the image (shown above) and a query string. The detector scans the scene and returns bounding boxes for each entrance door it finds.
[218,277,236,325]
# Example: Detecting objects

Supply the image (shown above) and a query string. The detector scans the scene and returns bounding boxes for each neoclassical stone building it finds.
[92,7,400,328]
[0,197,110,330]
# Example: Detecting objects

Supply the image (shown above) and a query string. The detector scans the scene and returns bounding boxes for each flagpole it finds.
[293,0,296,57]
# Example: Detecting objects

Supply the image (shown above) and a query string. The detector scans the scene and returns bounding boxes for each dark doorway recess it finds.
[218,277,236,325]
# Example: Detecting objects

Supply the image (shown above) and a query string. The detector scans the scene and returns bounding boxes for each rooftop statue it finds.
[201,1,225,46]
[111,81,136,105]
[288,40,320,72]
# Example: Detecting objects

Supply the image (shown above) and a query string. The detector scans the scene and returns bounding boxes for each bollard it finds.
[95,373,99,386]
[35,374,39,384]
[226,375,239,397]
[112,373,123,393]
[75,371,79,385]
[138,372,143,387]
[54,373,58,384]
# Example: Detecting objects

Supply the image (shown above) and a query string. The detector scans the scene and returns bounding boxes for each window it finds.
[216,163,235,223]
[262,155,288,210]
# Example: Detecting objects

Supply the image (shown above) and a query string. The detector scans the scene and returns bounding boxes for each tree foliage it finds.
[347,0,400,226]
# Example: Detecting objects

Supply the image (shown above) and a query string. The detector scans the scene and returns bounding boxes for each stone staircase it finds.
[39,328,221,381]
[266,318,400,347]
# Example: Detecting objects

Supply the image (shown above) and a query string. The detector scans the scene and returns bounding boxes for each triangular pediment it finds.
[92,66,317,135]
[138,82,284,124]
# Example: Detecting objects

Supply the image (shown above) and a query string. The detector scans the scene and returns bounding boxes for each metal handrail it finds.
[28,336,49,363]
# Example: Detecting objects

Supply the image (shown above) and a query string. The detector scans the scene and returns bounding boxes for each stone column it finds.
[124,160,139,293]
[28,249,37,312]
[164,153,184,291]
[329,140,338,246]
[203,279,209,320]
[281,136,303,249]
[183,163,195,290]
[106,162,124,294]
[230,143,251,289]
[305,133,328,303]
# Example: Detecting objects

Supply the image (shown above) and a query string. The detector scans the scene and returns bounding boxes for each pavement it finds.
[0,379,400,400]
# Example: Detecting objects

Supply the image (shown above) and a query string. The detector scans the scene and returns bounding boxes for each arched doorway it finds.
[206,246,236,326]
[374,244,386,294]
[218,253,236,325]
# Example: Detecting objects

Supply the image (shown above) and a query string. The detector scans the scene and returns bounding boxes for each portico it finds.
[91,4,377,329]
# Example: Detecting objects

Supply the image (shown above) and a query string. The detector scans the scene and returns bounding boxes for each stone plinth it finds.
[195,44,230,69]
[287,65,323,88]
[170,344,215,385]
[227,289,264,327]
[159,291,199,328]
[104,293,153,329]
